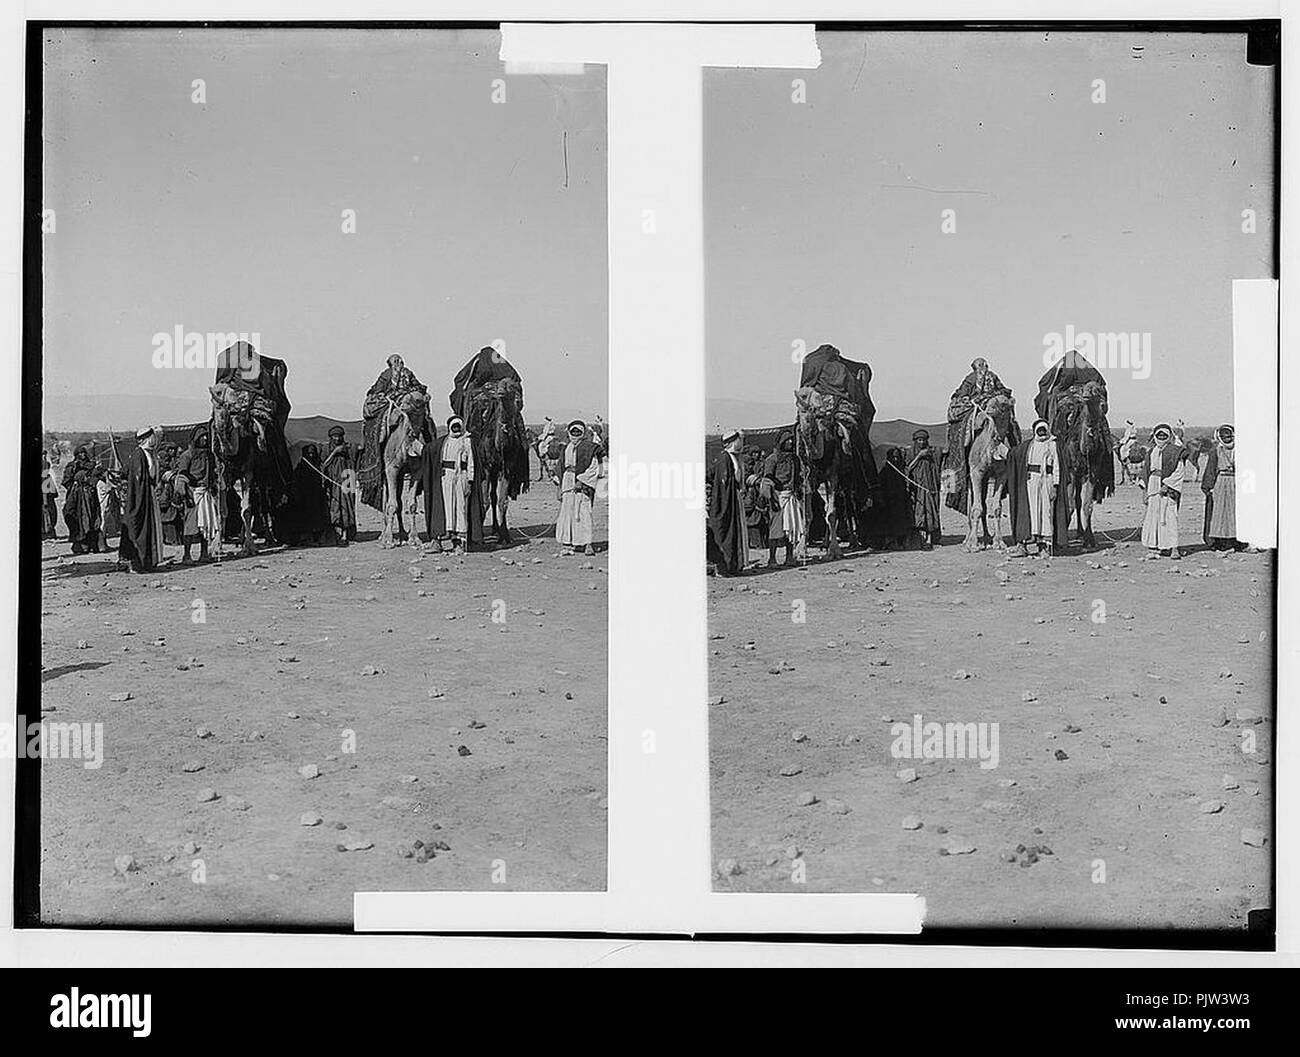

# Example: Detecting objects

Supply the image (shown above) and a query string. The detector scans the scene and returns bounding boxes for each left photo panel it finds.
[25,25,609,926]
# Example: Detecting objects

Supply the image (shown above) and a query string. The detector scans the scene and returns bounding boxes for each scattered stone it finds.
[940,838,976,856]
[952,669,971,680]
[1241,828,1267,848]
[300,812,322,827]
[1222,775,1240,791]
[779,764,802,777]
[716,858,742,878]
[196,787,218,803]
[340,840,374,852]
[114,854,138,875]
[107,692,133,702]
[795,791,818,807]
[791,729,807,743]
[196,727,213,739]
[1199,799,1226,814]
[827,798,849,815]
[182,841,199,856]
[181,760,205,773]
[897,767,917,783]
[298,764,320,780]
[1021,691,1038,703]
[457,745,472,757]
[1053,749,1069,761]
[228,796,250,812]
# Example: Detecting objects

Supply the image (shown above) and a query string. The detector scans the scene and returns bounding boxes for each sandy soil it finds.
[38,474,607,927]
[708,481,1273,930]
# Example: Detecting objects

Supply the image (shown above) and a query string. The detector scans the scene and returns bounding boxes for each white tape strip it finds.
[1232,278,1279,548]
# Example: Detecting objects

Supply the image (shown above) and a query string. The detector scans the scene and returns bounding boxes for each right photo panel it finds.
[705,28,1276,932]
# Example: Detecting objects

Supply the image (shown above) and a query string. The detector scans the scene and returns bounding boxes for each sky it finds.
[704,30,1276,427]
[41,27,608,427]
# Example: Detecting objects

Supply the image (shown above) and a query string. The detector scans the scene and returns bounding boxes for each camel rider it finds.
[944,357,1012,512]
[440,415,475,553]
[364,354,428,450]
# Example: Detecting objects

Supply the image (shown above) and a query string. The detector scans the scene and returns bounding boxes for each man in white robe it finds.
[555,419,600,555]
[1140,422,1183,557]
[1025,418,1061,554]
[440,415,475,553]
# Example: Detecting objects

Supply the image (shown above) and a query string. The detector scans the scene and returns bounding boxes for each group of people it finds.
[706,424,944,576]
[45,349,605,570]
[706,350,1245,574]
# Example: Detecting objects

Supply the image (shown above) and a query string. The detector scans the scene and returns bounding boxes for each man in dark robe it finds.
[279,443,330,545]
[1006,422,1071,557]
[906,428,943,546]
[119,427,163,573]
[707,429,747,575]
[321,425,358,545]
[760,430,803,566]
[62,445,102,554]
[944,357,1012,513]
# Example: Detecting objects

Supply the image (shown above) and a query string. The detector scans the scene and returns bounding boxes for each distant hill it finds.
[44,393,602,435]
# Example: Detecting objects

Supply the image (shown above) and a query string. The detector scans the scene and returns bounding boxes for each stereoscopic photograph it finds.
[27,25,609,926]
[704,28,1276,932]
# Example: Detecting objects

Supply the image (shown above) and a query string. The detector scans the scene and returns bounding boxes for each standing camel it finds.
[209,389,278,557]
[377,389,431,547]
[962,393,1020,552]
[465,379,529,546]
[795,386,850,560]
[1051,383,1114,547]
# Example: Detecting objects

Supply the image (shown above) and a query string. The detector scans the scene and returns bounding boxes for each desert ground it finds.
[38,462,607,927]
[708,477,1273,931]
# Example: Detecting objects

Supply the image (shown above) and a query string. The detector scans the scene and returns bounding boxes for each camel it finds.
[795,386,852,560]
[208,388,277,557]
[465,379,529,546]
[377,389,431,547]
[962,393,1019,552]
[1051,383,1114,548]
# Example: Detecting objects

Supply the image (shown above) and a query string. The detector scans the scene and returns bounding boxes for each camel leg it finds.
[795,489,810,561]
[497,476,512,545]
[964,473,983,552]
[1080,478,1096,547]
[822,483,841,560]
[236,478,255,558]
[990,478,1008,552]
[380,465,398,547]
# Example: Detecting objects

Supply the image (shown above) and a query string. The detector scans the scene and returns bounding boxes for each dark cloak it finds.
[450,347,524,420]
[414,432,449,541]
[321,440,358,536]
[118,447,160,571]
[906,444,943,535]
[862,452,913,541]
[1034,354,1107,424]
[214,345,294,496]
[1006,437,1071,546]
[279,447,330,542]
[707,450,746,574]
[797,343,879,502]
